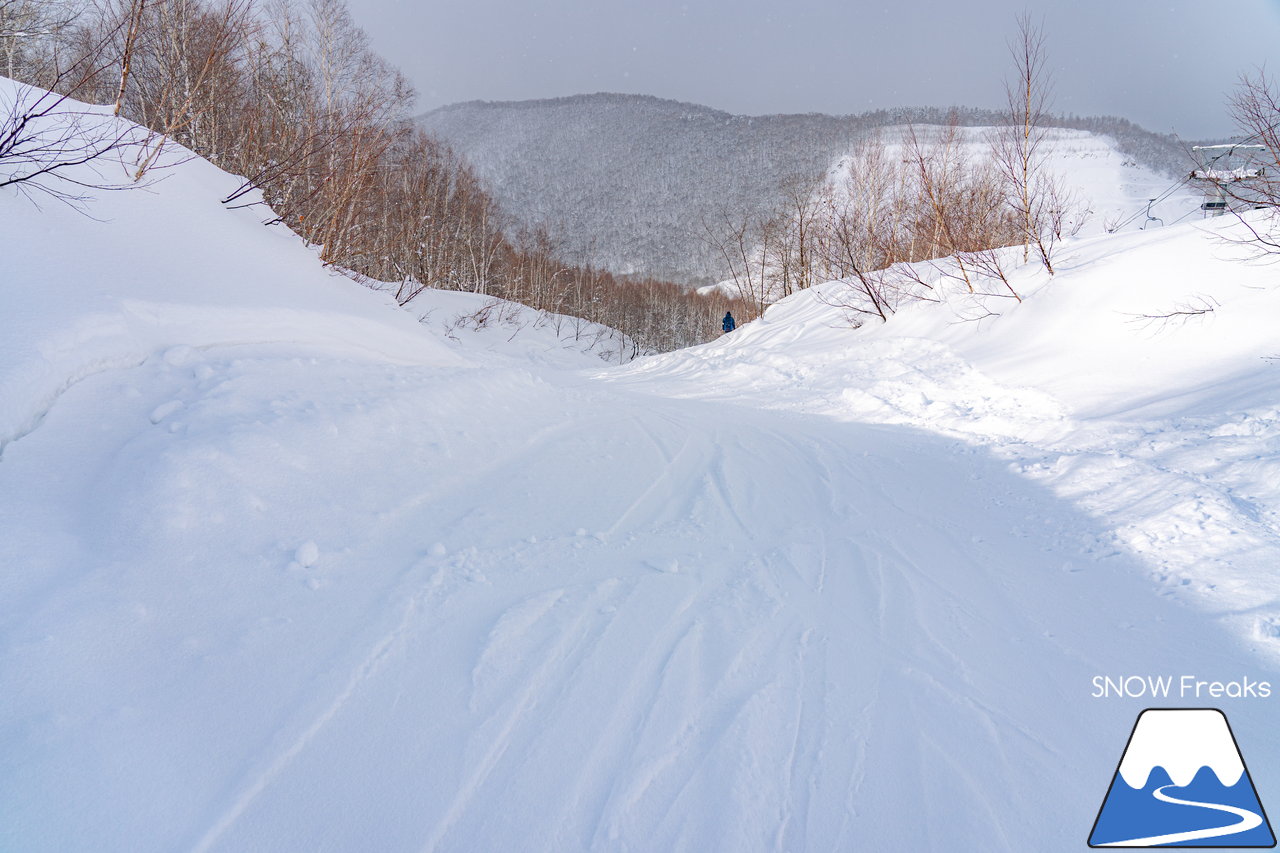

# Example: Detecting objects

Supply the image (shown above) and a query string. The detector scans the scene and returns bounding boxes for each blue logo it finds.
[1089,708,1275,847]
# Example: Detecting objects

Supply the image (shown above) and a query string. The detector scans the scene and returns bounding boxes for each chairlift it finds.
[1140,198,1163,230]
[1190,144,1268,217]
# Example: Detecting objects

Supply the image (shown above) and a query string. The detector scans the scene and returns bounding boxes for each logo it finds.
[1089,708,1275,847]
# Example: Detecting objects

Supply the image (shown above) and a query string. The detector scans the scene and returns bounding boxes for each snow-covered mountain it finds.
[420,93,1197,283]
[1118,710,1245,789]
[5,77,1280,851]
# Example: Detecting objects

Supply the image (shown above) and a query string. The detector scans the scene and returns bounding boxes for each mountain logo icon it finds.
[1089,708,1275,847]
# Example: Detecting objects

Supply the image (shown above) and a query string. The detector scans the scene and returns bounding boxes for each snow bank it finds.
[615,211,1280,657]
[726,214,1280,419]
[404,288,636,367]
[0,77,461,454]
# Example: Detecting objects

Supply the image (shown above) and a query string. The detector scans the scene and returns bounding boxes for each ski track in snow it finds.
[611,323,1280,664]
[4,315,1280,850]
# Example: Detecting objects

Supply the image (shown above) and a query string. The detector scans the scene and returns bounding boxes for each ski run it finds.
[4,78,1280,851]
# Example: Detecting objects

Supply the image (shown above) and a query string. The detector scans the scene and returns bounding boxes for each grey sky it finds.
[344,0,1280,138]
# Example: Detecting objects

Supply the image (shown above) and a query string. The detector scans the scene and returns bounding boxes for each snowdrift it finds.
[619,210,1280,656]
[405,288,638,368]
[0,76,462,455]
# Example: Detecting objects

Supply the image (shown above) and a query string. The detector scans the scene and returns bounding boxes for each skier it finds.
[722,311,736,334]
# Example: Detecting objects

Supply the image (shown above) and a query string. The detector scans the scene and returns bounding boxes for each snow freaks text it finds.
[1091,676,1272,700]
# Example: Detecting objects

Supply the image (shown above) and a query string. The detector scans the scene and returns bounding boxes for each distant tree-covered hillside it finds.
[420,94,1194,285]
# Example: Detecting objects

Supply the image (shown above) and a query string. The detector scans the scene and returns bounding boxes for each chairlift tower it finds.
[1190,144,1267,217]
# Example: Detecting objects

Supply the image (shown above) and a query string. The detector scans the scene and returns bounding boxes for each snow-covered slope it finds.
[404,288,638,367]
[618,212,1280,656]
[821,125,1200,238]
[5,77,1280,852]
[0,78,462,458]
[1038,128,1200,233]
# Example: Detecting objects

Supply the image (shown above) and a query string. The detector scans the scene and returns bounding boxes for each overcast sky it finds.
[343,0,1280,139]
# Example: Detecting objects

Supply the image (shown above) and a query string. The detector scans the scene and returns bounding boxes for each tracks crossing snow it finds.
[4,345,1278,851]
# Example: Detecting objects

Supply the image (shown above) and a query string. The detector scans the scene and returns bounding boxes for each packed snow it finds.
[4,78,1280,851]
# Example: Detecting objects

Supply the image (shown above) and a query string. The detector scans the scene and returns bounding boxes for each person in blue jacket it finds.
[722,311,736,333]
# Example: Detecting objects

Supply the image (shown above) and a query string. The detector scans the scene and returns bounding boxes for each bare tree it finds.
[813,138,910,323]
[112,0,145,115]
[126,0,255,179]
[1225,70,1280,256]
[0,44,139,207]
[906,122,987,292]
[989,14,1080,275]
[0,0,81,82]
[767,173,825,297]
[701,206,775,314]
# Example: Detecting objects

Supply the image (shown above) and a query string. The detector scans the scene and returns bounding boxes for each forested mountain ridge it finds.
[420,92,1194,284]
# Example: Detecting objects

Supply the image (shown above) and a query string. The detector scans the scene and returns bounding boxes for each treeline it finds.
[705,17,1078,324]
[0,0,750,354]
[706,123,1069,325]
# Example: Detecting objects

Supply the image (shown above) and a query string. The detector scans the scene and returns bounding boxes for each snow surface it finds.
[619,213,1280,657]
[4,77,1280,852]
[403,287,636,368]
[0,78,461,459]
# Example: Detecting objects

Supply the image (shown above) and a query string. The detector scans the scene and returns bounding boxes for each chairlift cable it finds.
[1110,134,1273,232]
[1111,173,1194,231]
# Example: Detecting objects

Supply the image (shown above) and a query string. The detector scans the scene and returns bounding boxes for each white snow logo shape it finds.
[1089,709,1275,847]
